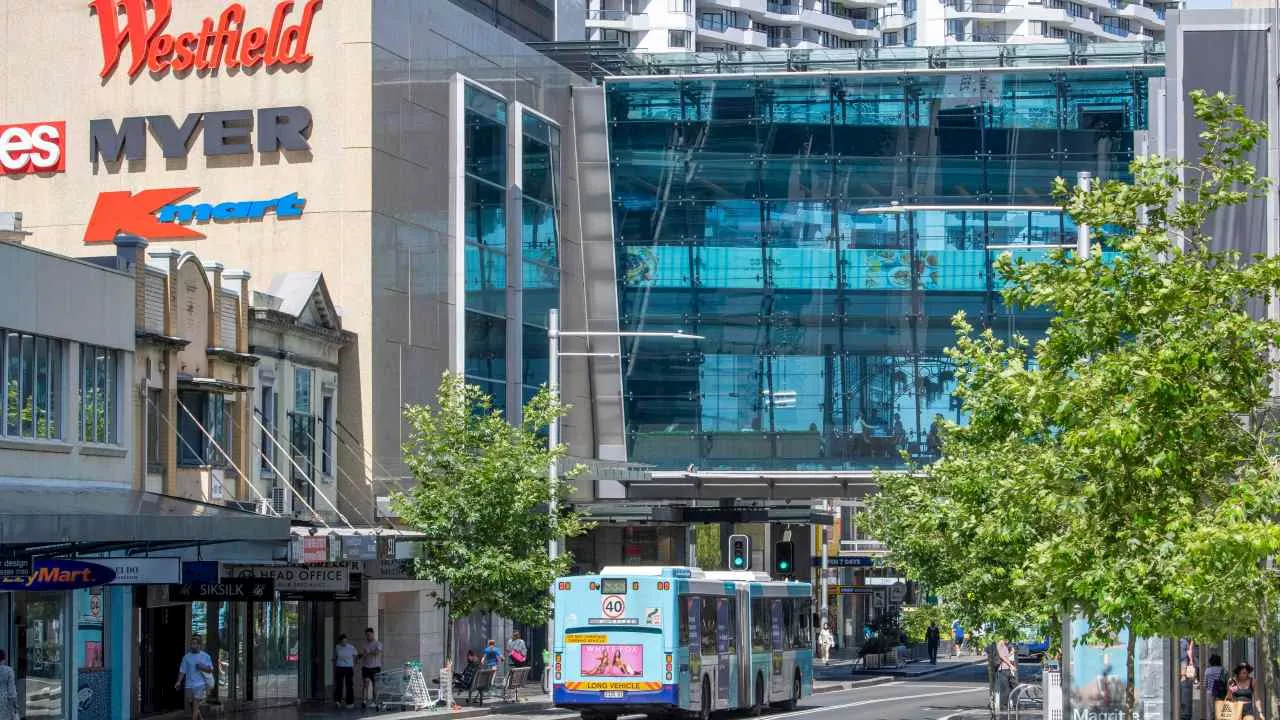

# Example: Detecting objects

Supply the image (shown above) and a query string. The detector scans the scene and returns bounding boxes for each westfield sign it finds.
[89,0,322,80]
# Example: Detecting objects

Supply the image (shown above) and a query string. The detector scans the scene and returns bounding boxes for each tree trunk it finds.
[1261,593,1278,720]
[1125,630,1137,720]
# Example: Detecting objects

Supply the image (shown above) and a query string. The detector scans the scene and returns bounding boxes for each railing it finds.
[947,31,1014,41]
[852,17,879,29]
[945,0,1009,11]
[768,1,801,14]
[699,16,727,31]
[1100,22,1130,34]
[587,8,629,21]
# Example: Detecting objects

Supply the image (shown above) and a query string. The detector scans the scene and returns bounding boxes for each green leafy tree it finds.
[902,602,953,645]
[868,91,1280,720]
[393,372,592,627]
[694,524,721,570]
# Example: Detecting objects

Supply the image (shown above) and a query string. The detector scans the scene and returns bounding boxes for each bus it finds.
[551,566,813,720]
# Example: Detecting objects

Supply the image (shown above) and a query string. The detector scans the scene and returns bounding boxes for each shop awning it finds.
[0,483,291,554]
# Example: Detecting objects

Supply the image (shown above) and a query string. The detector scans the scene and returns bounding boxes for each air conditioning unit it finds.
[270,486,287,515]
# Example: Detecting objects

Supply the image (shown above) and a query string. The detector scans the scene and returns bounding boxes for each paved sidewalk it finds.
[816,654,985,680]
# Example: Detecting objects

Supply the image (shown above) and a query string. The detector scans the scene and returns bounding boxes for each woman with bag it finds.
[0,650,17,720]
[1228,663,1262,720]
[508,631,529,668]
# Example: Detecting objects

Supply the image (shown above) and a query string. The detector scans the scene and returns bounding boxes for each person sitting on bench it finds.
[454,651,480,691]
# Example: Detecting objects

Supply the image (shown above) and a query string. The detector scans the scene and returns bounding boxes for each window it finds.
[597,28,631,44]
[716,597,737,653]
[904,0,917,16]
[146,388,161,472]
[795,599,813,648]
[79,344,118,444]
[904,25,917,45]
[700,596,717,654]
[3,330,62,440]
[781,599,796,649]
[294,368,312,413]
[699,11,726,31]
[260,383,277,476]
[321,394,334,476]
[681,596,700,648]
[1067,29,1085,42]
[882,30,900,45]
[751,598,768,652]
[669,30,690,48]
[668,0,691,11]
[177,390,228,467]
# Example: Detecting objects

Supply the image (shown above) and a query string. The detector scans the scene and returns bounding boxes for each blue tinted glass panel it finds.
[465,244,507,316]
[465,311,506,382]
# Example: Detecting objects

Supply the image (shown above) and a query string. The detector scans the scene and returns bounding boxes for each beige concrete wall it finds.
[0,0,377,505]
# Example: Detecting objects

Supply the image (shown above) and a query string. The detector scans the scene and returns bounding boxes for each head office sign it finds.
[228,564,348,593]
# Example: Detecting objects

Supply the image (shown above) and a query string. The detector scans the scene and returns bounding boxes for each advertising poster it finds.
[1068,619,1165,720]
[580,645,643,677]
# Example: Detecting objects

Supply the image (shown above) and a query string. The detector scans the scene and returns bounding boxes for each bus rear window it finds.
[601,578,627,595]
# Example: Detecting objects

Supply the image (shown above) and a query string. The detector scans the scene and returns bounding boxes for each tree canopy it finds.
[393,372,591,626]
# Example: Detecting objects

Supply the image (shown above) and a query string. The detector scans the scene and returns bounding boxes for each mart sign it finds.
[83,188,306,244]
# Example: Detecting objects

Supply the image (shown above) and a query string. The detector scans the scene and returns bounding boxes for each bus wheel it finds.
[748,673,764,716]
[699,677,711,720]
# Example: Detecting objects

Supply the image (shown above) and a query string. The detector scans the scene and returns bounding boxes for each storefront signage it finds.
[90,0,323,80]
[83,188,306,244]
[363,559,414,580]
[277,561,361,601]
[0,558,31,583]
[169,578,274,601]
[0,121,65,175]
[810,556,875,567]
[339,535,378,561]
[182,561,221,585]
[227,564,348,593]
[1,559,116,591]
[298,536,328,564]
[93,557,182,585]
[90,107,312,164]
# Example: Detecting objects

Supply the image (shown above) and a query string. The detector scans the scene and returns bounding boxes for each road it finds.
[487,663,1023,720]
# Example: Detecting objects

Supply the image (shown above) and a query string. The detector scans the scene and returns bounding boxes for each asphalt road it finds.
[487,663,1017,720]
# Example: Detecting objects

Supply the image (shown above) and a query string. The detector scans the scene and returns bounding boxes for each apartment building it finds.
[585,0,1167,50]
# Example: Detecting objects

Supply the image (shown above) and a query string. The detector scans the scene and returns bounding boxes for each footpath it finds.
[203,656,987,720]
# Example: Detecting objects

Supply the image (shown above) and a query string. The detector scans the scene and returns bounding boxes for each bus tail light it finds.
[558,582,571,591]
[656,581,671,590]
[589,582,599,591]
[665,653,673,681]
[555,653,562,680]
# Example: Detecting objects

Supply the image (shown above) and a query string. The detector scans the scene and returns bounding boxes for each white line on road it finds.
[936,709,991,720]
[768,686,987,719]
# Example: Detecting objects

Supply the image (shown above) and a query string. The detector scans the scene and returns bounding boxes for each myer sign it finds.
[228,564,347,593]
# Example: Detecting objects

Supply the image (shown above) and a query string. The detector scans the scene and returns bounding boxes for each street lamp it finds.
[543,307,702,690]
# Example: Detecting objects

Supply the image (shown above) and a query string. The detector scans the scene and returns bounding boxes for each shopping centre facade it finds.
[6,0,1274,715]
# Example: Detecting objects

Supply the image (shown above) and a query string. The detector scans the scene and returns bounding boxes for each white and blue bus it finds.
[551,566,813,720]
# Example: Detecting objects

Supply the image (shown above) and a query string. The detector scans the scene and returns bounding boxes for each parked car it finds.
[1016,637,1049,661]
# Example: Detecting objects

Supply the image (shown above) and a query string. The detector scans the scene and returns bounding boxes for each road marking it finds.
[768,686,986,719]
[937,710,990,720]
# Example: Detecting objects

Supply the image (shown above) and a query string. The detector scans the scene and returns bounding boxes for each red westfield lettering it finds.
[84,187,201,243]
[89,0,322,80]
[0,121,65,174]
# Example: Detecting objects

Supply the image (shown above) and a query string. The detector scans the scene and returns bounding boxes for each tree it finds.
[393,371,592,627]
[694,524,721,570]
[868,91,1280,720]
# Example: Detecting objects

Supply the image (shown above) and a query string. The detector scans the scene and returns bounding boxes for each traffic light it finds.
[729,534,750,570]
[774,541,795,577]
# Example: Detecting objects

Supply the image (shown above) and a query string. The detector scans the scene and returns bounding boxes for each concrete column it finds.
[115,234,149,491]
[226,270,253,501]
[206,262,225,350]
[150,248,182,496]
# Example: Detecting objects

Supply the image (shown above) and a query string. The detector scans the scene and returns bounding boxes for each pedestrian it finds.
[952,621,965,656]
[818,623,834,665]
[996,639,1018,711]
[508,630,528,668]
[175,634,214,720]
[360,627,383,709]
[1206,655,1226,720]
[926,621,941,665]
[482,639,501,669]
[0,650,18,720]
[333,633,357,708]
[1228,662,1260,720]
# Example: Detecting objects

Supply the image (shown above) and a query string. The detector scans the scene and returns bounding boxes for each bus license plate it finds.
[604,691,625,699]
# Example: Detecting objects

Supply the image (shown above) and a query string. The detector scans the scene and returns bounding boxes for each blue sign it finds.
[182,561,221,585]
[0,559,116,591]
[811,556,875,567]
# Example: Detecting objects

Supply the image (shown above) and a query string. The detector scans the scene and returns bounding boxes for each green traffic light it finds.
[733,557,745,567]
[779,561,790,570]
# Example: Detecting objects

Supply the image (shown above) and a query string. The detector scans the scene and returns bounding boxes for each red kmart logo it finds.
[83,187,306,244]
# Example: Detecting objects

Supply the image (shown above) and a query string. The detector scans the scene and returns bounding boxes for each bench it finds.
[464,668,496,705]
[500,667,531,703]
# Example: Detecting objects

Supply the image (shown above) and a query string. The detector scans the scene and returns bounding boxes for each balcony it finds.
[946,31,1015,41]
[1112,1,1162,24]
[697,18,770,47]
[586,7,651,31]
[767,1,801,13]
[799,8,881,37]
[701,0,768,12]
[586,8,629,21]
[944,0,1010,12]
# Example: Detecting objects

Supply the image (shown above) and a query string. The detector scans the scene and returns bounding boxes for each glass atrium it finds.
[605,44,1162,471]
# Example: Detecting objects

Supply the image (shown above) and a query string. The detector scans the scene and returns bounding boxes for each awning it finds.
[627,470,880,501]
[0,483,291,553]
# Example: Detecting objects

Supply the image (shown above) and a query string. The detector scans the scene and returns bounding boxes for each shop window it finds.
[3,329,63,440]
[22,592,65,720]
[177,390,228,467]
[79,344,119,444]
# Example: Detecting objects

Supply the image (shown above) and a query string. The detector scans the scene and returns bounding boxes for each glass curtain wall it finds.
[464,83,510,410]
[521,111,562,403]
[606,68,1155,470]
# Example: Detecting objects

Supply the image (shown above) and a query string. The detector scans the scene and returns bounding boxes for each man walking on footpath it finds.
[818,623,834,665]
[360,627,384,709]
[334,634,357,708]
[926,622,941,665]
[175,635,214,720]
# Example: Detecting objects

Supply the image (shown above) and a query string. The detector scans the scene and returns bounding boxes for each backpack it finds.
[1213,675,1228,700]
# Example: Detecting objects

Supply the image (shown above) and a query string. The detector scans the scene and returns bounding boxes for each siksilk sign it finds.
[89,0,323,80]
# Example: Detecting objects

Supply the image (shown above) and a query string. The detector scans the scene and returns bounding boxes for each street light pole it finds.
[1076,171,1092,259]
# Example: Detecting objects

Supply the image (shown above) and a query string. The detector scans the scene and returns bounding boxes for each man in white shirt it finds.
[175,635,214,720]
[360,627,384,709]
[334,634,357,708]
